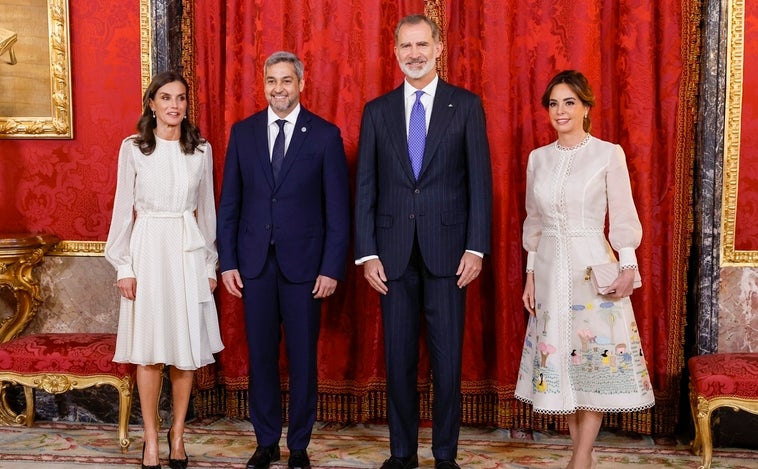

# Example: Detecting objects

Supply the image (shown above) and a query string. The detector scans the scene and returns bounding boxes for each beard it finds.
[267,94,296,114]
[399,57,436,80]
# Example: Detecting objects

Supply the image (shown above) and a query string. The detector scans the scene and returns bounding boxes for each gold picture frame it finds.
[0,0,72,138]
[720,0,758,265]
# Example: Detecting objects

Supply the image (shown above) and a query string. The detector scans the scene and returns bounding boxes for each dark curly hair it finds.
[133,71,205,155]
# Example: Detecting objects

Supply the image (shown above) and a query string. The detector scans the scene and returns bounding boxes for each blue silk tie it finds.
[408,90,426,179]
[271,119,286,181]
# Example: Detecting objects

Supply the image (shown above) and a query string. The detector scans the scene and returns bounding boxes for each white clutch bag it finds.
[586,263,641,295]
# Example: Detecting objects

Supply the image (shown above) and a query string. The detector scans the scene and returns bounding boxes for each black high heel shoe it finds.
[141,441,161,469]
[167,428,189,469]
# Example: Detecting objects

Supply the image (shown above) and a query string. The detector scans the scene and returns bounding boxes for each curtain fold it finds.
[189,0,699,435]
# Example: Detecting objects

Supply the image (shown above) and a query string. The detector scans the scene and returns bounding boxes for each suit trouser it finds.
[242,246,321,451]
[380,242,467,461]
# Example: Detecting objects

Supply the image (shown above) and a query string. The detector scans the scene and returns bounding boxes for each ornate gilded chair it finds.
[0,333,135,452]
[0,234,135,452]
[688,353,758,469]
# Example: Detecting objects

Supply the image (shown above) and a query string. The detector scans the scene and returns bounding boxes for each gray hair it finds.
[394,14,441,44]
[264,51,304,81]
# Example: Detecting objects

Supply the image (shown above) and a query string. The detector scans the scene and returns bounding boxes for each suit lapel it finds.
[421,80,456,177]
[251,112,276,189]
[382,86,417,182]
[274,107,312,188]
[384,81,459,182]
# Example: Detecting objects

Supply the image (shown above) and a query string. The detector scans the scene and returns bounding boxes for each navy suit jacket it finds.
[217,106,350,284]
[354,79,492,280]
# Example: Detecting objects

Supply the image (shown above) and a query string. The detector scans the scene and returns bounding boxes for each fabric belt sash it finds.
[138,210,210,367]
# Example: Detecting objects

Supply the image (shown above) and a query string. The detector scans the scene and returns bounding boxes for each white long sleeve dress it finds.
[105,135,224,370]
[514,135,655,414]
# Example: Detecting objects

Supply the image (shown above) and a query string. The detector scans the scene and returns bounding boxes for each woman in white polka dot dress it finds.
[105,71,224,469]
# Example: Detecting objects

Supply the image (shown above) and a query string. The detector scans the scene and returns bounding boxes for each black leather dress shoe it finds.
[246,445,280,469]
[288,449,311,468]
[434,460,461,469]
[380,454,419,469]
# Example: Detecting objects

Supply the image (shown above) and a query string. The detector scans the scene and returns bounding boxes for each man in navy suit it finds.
[354,14,492,469]
[217,51,350,469]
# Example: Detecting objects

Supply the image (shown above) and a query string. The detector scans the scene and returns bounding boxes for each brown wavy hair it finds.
[541,70,596,133]
[133,71,205,155]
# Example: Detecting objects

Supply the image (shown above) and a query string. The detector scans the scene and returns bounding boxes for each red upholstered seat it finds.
[688,353,758,399]
[0,333,132,376]
[688,352,758,469]
[0,332,135,452]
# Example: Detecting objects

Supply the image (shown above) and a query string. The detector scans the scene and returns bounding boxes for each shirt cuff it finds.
[116,264,135,280]
[525,251,536,272]
[617,247,638,269]
[355,255,379,265]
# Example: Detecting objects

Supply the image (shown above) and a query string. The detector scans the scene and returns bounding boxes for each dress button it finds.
[409,214,415,219]
[414,189,420,194]
[272,198,277,203]
[265,224,271,231]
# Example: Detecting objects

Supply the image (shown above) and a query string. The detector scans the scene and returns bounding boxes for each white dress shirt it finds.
[267,104,301,160]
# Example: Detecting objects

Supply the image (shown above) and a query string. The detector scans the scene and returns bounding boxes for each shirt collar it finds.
[403,74,439,99]
[267,103,301,126]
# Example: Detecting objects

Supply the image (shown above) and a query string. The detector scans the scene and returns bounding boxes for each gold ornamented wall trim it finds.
[0,0,73,138]
[140,0,152,95]
[181,0,198,124]
[424,0,447,81]
[720,0,757,265]
[47,241,105,257]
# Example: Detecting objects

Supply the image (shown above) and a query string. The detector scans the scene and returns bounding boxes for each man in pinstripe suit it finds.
[353,14,492,469]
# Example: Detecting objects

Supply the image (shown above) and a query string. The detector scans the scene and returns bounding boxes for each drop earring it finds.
[152,111,155,118]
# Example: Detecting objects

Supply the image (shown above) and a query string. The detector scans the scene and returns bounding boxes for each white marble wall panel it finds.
[718,267,758,352]
[27,256,120,335]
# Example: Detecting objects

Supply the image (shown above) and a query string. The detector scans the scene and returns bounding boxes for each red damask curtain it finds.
[189,0,698,434]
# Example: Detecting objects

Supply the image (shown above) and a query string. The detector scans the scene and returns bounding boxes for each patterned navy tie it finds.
[408,90,426,179]
[271,119,286,181]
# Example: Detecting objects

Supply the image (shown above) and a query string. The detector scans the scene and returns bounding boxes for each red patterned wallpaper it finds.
[0,1,141,240]
[735,0,758,250]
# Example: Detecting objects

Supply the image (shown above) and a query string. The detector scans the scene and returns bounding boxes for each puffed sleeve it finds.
[195,142,219,280]
[522,149,541,272]
[607,144,642,268]
[104,138,137,279]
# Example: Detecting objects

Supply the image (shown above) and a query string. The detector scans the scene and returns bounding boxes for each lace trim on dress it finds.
[542,227,604,237]
[555,133,591,153]
[514,394,656,415]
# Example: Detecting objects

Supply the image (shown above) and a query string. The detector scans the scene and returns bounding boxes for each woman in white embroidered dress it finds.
[105,71,224,469]
[515,70,654,469]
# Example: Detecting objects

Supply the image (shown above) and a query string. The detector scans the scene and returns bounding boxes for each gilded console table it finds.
[0,234,59,344]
